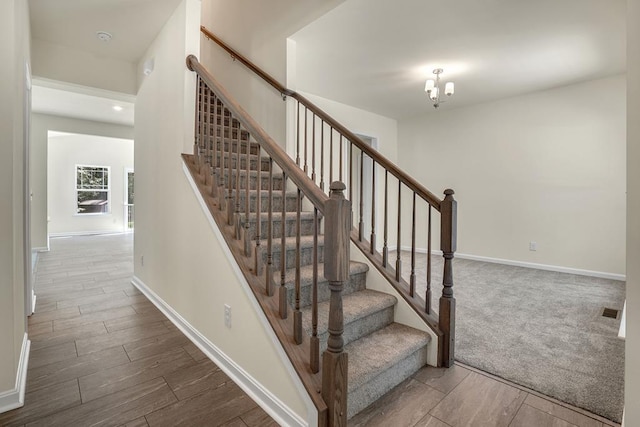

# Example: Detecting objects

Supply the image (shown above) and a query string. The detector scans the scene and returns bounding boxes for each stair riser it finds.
[226,192,298,213]
[285,271,367,308]
[348,347,429,419]
[315,306,394,354]
[212,139,257,156]
[242,216,317,239]
[200,124,249,140]
[264,243,325,271]
[220,172,284,192]
[215,155,270,172]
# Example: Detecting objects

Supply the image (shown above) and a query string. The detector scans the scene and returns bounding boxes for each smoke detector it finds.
[96,31,113,42]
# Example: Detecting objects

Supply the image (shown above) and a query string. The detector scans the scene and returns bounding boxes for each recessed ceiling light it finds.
[112,105,123,112]
[96,31,113,42]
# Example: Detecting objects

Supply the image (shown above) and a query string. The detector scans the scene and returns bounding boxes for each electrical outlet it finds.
[224,304,232,328]
[529,241,537,251]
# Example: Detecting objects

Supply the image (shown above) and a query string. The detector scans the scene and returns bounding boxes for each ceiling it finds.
[29,0,184,63]
[291,0,626,119]
[28,0,183,126]
[32,79,135,126]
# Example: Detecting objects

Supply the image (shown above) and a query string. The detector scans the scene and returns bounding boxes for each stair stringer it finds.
[349,241,440,366]
[180,160,319,427]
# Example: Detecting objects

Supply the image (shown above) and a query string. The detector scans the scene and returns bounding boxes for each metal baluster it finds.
[294,189,302,344]
[304,107,309,174]
[254,144,263,275]
[210,93,219,198]
[243,125,251,254]
[215,97,223,200]
[311,114,316,183]
[370,161,376,254]
[194,77,201,168]
[410,193,416,297]
[203,86,209,182]
[319,120,325,192]
[396,180,402,281]
[383,170,389,267]
[296,102,300,166]
[349,144,353,203]
[426,204,432,314]
[358,150,364,241]
[234,117,242,237]
[329,128,334,188]
[225,108,233,219]
[265,158,274,296]
[310,207,319,373]
[339,136,343,182]
[279,172,288,319]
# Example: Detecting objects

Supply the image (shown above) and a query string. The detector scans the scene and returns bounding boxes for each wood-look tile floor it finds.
[0,233,277,427]
[0,233,621,427]
[350,364,620,427]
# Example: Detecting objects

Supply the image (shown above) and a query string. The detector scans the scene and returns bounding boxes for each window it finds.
[125,169,134,230]
[76,165,110,214]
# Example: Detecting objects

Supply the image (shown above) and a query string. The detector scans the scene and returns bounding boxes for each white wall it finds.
[296,91,401,244]
[134,0,313,423]
[626,1,639,424]
[398,75,626,275]
[0,0,29,410]
[47,133,133,236]
[200,0,344,146]
[31,113,134,248]
[32,39,137,95]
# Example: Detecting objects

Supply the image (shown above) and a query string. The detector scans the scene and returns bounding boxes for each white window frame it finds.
[75,164,111,215]
[124,168,134,231]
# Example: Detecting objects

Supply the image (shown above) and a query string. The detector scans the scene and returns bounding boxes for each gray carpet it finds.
[394,251,625,423]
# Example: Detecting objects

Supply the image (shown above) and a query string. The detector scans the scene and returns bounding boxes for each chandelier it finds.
[424,68,454,109]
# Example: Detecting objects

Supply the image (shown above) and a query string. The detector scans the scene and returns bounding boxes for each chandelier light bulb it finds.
[445,82,454,96]
[425,79,435,93]
[429,87,439,101]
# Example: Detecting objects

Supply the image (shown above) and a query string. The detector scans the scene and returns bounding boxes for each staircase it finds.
[185,48,457,426]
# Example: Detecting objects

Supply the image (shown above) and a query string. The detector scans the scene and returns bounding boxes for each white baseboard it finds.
[390,245,625,281]
[48,231,128,238]
[32,246,49,253]
[454,252,626,281]
[0,333,31,414]
[132,276,307,427]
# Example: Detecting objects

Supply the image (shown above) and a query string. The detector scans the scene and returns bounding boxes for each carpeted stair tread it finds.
[346,322,430,392]
[274,261,368,293]
[345,322,431,418]
[242,211,316,224]
[301,290,396,350]
[228,189,299,199]
[302,290,395,335]
[269,234,324,251]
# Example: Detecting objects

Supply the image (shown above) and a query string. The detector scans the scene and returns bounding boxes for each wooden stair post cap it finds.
[330,181,346,193]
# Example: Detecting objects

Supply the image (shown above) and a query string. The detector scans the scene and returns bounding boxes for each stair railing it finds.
[201,26,457,368]
[187,55,349,426]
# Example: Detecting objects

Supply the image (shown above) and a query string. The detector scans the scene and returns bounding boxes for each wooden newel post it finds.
[322,181,350,427]
[439,188,457,368]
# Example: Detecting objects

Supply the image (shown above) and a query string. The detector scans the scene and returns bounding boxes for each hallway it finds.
[0,234,620,426]
[0,234,276,426]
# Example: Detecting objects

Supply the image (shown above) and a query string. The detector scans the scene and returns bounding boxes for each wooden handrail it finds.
[186,54,329,213]
[201,26,294,98]
[200,26,442,210]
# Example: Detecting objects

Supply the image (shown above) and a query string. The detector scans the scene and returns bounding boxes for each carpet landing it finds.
[396,252,625,423]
